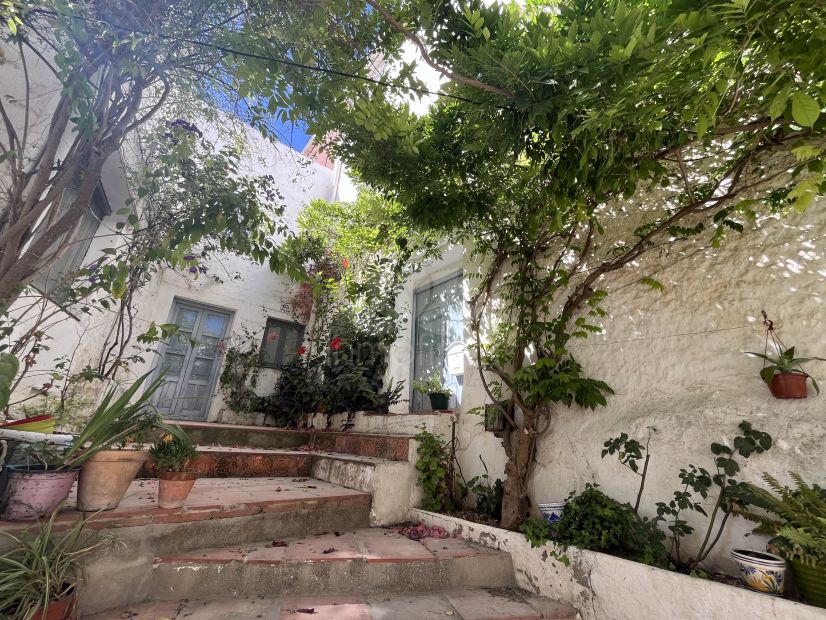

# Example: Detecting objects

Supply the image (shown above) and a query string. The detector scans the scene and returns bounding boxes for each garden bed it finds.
[411,509,826,620]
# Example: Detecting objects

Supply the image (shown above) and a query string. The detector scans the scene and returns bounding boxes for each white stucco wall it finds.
[387,201,826,573]
[2,39,339,422]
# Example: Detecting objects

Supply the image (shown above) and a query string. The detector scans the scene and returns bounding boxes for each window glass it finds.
[260,319,305,368]
[412,273,464,411]
[30,185,109,301]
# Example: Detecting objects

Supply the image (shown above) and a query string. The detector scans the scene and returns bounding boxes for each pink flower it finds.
[342,258,350,269]
[330,337,342,351]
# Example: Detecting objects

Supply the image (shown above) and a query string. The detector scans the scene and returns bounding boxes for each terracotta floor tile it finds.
[244,543,289,563]
[278,595,370,620]
[368,592,457,619]
[83,600,181,619]
[178,597,279,619]
[354,529,435,563]
[285,532,362,562]
[445,589,540,620]
[421,536,492,559]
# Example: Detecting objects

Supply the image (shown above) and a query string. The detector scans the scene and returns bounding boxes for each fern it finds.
[737,472,826,565]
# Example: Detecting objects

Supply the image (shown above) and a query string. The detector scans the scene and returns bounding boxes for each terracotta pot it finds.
[76,449,148,511]
[157,471,197,509]
[32,590,77,620]
[0,465,78,521]
[768,372,808,399]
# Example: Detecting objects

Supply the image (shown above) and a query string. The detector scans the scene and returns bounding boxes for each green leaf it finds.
[640,276,664,291]
[791,93,821,128]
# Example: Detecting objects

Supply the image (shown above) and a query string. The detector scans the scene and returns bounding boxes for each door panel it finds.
[155,302,231,420]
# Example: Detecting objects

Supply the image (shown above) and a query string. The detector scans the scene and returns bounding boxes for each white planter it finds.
[538,501,566,524]
[731,549,787,595]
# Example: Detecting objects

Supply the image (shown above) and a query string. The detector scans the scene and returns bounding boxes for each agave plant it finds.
[736,472,826,566]
[745,346,826,393]
[0,509,110,619]
[59,371,168,469]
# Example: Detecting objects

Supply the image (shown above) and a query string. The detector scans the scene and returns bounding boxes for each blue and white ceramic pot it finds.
[731,548,786,595]
[538,501,567,525]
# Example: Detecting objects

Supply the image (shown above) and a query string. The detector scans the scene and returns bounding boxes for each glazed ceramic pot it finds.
[731,549,786,594]
[32,590,77,620]
[0,465,78,521]
[538,501,567,525]
[157,471,197,509]
[791,558,826,608]
[768,372,808,399]
[76,449,148,511]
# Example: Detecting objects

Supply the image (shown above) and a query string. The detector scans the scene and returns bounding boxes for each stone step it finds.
[173,420,413,461]
[44,478,372,615]
[84,588,579,619]
[137,447,419,526]
[144,528,516,601]
[312,452,420,525]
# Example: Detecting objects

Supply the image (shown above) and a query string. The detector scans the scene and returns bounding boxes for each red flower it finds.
[297,346,306,355]
[342,258,350,269]
[330,337,342,351]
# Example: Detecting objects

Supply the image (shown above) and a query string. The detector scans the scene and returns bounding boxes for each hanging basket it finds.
[768,372,808,399]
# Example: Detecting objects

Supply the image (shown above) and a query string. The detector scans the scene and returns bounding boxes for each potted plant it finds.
[149,428,199,509]
[0,508,108,620]
[61,371,167,512]
[737,472,826,607]
[412,373,453,410]
[746,346,825,399]
[0,442,78,521]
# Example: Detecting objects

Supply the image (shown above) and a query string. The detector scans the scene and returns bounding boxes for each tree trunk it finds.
[500,429,535,530]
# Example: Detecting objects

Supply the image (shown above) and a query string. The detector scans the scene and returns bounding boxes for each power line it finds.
[48,10,509,109]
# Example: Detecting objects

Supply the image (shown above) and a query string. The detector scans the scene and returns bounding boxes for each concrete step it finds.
[43,478,372,615]
[174,420,413,461]
[137,446,419,526]
[144,528,516,601]
[84,588,579,619]
[312,452,420,525]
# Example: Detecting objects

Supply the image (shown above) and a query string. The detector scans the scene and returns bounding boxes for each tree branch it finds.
[364,0,515,99]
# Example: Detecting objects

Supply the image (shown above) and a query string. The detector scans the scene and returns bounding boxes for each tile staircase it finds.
[0,420,578,619]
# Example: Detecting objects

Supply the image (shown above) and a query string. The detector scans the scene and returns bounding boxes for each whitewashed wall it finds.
[388,201,826,573]
[2,39,339,422]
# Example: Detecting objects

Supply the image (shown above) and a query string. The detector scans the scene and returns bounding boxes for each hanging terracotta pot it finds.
[76,449,148,511]
[768,373,808,399]
[157,471,198,509]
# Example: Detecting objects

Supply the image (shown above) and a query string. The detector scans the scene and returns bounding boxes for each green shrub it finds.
[557,484,668,566]
[415,425,455,512]
[520,517,552,549]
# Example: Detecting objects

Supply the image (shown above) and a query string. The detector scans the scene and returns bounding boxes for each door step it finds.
[146,528,515,601]
[84,588,579,619]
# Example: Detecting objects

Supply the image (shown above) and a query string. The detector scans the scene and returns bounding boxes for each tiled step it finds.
[174,420,413,461]
[84,589,579,619]
[141,446,315,478]
[144,528,516,601]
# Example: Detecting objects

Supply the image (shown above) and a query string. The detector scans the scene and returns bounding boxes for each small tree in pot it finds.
[149,429,199,509]
[412,373,453,411]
